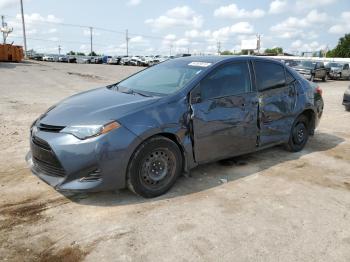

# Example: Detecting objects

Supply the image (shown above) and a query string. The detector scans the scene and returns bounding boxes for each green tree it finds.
[76,52,85,56]
[67,51,76,55]
[88,51,98,56]
[328,33,350,57]
[220,50,234,55]
[264,47,283,55]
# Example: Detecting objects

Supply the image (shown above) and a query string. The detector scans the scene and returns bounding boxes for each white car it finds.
[42,55,54,62]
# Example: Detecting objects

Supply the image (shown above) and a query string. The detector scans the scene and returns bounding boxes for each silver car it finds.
[327,62,350,80]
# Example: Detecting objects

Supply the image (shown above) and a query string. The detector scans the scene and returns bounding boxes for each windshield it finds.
[117,59,206,95]
[298,61,316,68]
[328,62,342,67]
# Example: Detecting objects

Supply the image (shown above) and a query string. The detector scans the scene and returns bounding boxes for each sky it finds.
[0,0,349,56]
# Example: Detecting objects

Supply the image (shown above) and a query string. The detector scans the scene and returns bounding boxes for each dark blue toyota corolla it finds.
[26,56,324,197]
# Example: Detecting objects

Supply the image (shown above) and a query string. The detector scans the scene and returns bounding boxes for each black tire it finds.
[285,115,309,152]
[322,74,327,82]
[127,136,183,198]
[310,75,315,82]
[345,105,350,112]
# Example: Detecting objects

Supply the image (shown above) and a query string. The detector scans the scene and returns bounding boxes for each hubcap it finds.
[293,122,306,145]
[140,148,176,188]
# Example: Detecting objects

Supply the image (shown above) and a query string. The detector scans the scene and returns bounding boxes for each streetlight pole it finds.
[20,0,28,58]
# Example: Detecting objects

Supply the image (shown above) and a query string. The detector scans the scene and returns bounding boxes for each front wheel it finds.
[127,136,183,198]
[285,115,309,152]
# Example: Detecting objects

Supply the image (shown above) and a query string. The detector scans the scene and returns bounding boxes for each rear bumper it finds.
[26,126,141,192]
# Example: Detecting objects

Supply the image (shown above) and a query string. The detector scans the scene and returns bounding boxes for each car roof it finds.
[174,55,285,66]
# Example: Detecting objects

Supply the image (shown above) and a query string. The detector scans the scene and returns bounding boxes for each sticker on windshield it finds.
[188,62,212,67]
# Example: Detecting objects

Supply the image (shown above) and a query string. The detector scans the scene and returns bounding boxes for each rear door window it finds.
[254,61,286,91]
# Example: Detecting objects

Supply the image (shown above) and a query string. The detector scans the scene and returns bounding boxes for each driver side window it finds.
[199,62,251,101]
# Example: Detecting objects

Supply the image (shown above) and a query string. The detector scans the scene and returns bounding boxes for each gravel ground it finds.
[0,60,349,262]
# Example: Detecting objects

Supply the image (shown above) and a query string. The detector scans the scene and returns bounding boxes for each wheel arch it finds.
[126,132,187,185]
[299,108,316,135]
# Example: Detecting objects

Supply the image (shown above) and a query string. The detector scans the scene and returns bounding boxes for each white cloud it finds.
[184,29,211,39]
[291,39,326,51]
[47,28,57,34]
[0,0,22,9]
[127,0,141,6]
[145,6,203,30]
[83,29,100,36]
[296,0,337,10]
[270,10,328,39]
[214,3,265,19]
[15,13,63,24]
[269,0,288,14]
[328,11,350,34]
[212,22,254,40]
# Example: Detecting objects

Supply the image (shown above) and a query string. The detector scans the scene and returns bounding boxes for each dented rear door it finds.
[254,60,297,146]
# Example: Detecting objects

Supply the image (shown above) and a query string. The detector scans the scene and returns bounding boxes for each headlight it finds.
[61,121,120,140]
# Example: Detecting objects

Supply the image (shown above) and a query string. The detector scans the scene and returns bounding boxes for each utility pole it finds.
[58,45,61,55]
[1,15,4,43]
[170,43,173,56]
[20,0,28,58]
[256,34,261,54]
[126,29,130,57]
[89,26,93,56]
[217,41,221,55]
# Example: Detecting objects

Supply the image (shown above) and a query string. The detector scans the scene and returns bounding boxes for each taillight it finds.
[315,86,322,96]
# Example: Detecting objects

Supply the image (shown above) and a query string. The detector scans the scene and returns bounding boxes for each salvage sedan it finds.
[26,56,324,198]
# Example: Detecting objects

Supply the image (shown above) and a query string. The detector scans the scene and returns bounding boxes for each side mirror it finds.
[190,85,202,104]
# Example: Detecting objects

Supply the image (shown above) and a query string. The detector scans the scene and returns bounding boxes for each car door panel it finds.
[254,61,297,146]
[189,61,258,164]
[191,93,258,163]
[258,85,296,145]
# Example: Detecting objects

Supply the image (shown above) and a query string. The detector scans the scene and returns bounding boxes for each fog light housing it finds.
[79,169,101,182]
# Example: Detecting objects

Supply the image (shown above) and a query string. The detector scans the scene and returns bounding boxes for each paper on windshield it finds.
[188,62,212,67]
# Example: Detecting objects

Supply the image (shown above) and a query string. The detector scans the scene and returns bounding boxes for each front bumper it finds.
[343,92,350,107]
[26,126,141,192]
[330,72,341,79]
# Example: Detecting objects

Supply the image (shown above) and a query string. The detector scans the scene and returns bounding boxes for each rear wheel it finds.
[345,105,350,112]
[127,136,182,198]
[285,115,309,152]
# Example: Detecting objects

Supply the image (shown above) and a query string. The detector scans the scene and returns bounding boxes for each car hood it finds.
[330,66,341,71]
[293,65,312,71]
[39,87,160,126]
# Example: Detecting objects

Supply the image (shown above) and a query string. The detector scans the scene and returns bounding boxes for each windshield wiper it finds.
[116,86,152,97]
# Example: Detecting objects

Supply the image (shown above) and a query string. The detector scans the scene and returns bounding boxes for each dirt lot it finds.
[0,61,349,262]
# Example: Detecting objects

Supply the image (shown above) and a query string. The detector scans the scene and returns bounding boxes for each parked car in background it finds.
[327,62,350,80]
[102,56,112,64]
[76,56,91,64]
[343,86,350,111]
[67,56,76,63]
[107,56,121,65]
[291,61,327,82]
[129,56,143,66]
[90,56,103,64]
[120,56,132,65]
[27,56,323,198]
[58,56,68,63]
[43,55,54,62]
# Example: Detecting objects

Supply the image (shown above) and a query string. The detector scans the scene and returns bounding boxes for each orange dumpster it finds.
[0,44,24,62]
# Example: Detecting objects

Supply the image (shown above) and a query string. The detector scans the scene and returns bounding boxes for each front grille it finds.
[33,157,66,177]
[32,135,51,150]
[31,136,66,177]
[37,123,65,133]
